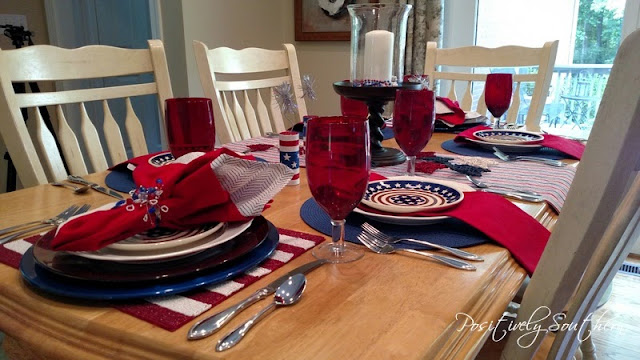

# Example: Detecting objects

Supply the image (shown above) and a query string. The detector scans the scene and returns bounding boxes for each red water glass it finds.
[393,89,435,176]
[165,98,216,158]
[306,116,370,263]
[485,73,513,128]
[340,96,369,119]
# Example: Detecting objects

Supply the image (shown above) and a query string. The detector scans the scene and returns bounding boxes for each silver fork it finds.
[0,205,79,237]
[361,222,483,262]
[356,232,476,271]
[0,204,91,245]
[492,146,566,167]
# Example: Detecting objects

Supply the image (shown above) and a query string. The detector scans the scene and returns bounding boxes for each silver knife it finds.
[187,259,327,340]
[67,175,124,200]
[480,188,545,202]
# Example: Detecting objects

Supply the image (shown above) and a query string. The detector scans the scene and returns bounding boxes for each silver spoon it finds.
[216,273,307,352]
[465,175,541,196]
[51,182,91,194]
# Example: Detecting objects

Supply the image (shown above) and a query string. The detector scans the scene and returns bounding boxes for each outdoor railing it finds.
[543,64,612,130]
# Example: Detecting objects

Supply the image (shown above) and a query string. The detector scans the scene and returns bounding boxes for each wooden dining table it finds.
[0,133,560,360]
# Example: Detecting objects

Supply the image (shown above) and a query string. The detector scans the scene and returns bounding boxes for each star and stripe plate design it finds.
[362,177,465,214]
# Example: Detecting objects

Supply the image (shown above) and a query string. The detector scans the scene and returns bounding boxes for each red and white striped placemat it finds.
[223,136,575,212]
[0,228,324,331]
[223,136,307,167]
[373,158,576,212]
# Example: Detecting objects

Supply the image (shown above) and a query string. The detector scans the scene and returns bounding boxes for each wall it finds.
[159,0,188,97]
[281,0,349,116]
[179,0,287,97]
[165,0,348,117]
[0,0,52,192]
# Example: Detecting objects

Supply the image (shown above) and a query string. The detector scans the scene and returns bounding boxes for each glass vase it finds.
[347,3,412,85]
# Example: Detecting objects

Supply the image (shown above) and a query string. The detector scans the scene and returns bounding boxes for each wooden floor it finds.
[477,265,640,360]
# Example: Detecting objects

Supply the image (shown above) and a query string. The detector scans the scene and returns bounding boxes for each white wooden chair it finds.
[193,41,308,145]
[498,29,640,360]
[0,40,173,188]
[424,41,558,132]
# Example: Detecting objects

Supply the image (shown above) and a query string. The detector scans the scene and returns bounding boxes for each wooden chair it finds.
[424,41,558,132]
[498,29,640,360]
[0,40,173,188]
[193,41,308,144]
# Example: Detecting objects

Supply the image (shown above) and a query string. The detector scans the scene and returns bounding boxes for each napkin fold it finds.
[455,125,585,159]
[364,173,550,274]
[435,97,466,125]
[51,149,295,251]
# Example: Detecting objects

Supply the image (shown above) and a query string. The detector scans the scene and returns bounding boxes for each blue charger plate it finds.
[19,221,279,300]
[300,198,488,250]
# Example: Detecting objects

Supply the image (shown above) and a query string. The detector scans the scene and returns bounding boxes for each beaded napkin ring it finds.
[115,178,168,226]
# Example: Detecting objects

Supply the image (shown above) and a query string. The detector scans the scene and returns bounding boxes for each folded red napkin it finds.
[364,173,550,274]
[51,149,295,251]
[436,97,466,125]
[455,125,585,159]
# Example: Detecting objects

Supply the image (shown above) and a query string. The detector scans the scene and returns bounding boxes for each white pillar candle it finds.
[363,30,394,81]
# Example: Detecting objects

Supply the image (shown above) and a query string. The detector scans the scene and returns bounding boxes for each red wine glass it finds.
[165,97,216,158]
[484,73,513,129]
[392,88,435,176]
[306,116,371,263]
[340,96,369,119]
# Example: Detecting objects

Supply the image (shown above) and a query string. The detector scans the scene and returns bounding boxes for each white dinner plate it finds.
[105,222,225,252]
[74,220,253,263]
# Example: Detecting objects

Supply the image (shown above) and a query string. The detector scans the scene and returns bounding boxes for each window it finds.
[444,0,628,138]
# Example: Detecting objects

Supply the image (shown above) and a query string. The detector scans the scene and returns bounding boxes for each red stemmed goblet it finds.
[165,97,216,158]
[340,96,369,119]
[392,88,436,176]
[306,116,371,263]
[484,73,513,129]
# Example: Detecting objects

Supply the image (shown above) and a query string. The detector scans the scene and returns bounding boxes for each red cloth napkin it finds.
[51,148,295,251]
[436,97,466,125]
[365,173,550,274]
[455,125,585,159]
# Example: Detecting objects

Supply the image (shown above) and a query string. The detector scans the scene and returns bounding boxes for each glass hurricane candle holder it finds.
[347,3,412,85]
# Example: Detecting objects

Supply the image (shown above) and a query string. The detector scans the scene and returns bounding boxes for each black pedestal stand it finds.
[333,81,422,167]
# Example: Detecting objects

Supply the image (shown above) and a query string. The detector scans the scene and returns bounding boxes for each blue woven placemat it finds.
[381,126,394,140]
[105,170,136,193]
[441,139,567,160]
[300,198,488,250]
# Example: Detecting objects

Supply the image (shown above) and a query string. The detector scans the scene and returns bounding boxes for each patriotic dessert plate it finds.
[472,130,544,145]
[105,222,225,251]
[361,176,465,214]
[354,179,473,225]
[464,137,543,153]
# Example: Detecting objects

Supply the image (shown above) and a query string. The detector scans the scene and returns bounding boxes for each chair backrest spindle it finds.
[424,41,558,131]
[0,40,173,187]
[194,41,307,144]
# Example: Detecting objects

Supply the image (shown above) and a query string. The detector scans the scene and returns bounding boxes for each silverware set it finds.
[464,174,545,203]
[357,222,483,271]
[493,146,566,167]
[67,175,124,199]
[0,204,91,245]
[188,259,326,351]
